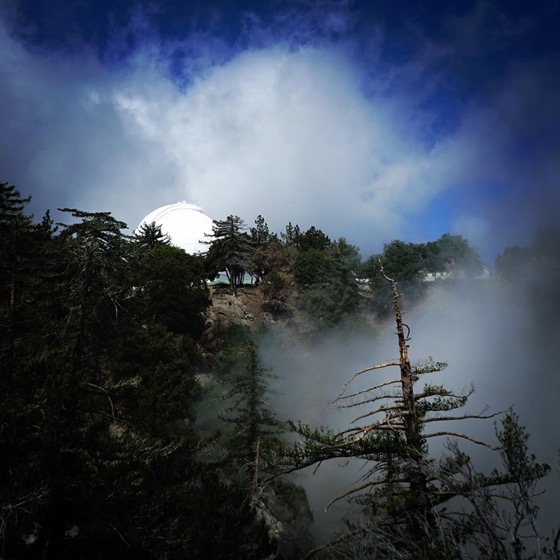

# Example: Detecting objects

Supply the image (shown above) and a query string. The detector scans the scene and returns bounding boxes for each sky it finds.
[2,0,560,540]
[1,0,559,262]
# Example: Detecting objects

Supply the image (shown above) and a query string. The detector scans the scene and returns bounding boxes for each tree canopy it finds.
[204,214,255,290]
[2,179,556,559]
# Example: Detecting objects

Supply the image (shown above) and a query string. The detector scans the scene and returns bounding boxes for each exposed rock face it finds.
[207,285,266,327]
[201,285,271,359]
[204,283,313,344]
[206,283,302,328]
[205,282,378,340]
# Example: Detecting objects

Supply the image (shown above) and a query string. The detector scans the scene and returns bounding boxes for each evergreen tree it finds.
[205,215,254,291]
[495,244,531,280]
[137,244,210,337]
[258,236,296,316]
[293,237,360,325]
[134,220,171,248]
[250,214,272,285]
[250,214,271,245]
[0,181,35,377]
[424,233,484,278]
[221,341,282,493]
[0,183,67,558]
[358,240,426,317]
[298,226,331,252]
[432,412,551,560]
[359,234,485,318]
[218,336,315,558]
[56,209,134,374]
[281,222,301,249]
[288,269,546,559]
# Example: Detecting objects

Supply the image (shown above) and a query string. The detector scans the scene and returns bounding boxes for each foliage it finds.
[294,249,333,286]
[281,222,301,248]
[381,239,426,283]
[249,214,272,285]
[134,220,171,248]
[261,268,292,315]
[359,234,484,317]
[358,240,428,317]
[204,215,255,290]
[531,225,560,259]
[220,340,283,484]
[256,234,297,315]
[495,225,560,283]
[298,226,331,252]
[330,237,361,271]
[2,180,556,559]
[137,244,210,336]
[495,244,532,280]
[109,322,200,435]
[0,188,278,559]
[293,234,360,325]
[264,479,315,559]
[218,337,315,556]
[424,234,484,276]
[410,412,554,560]
[287,272,549,559]
[0,182,54,379]
[57,208,135,353]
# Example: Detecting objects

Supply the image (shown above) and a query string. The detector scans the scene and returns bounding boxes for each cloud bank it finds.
[1,2,558,261]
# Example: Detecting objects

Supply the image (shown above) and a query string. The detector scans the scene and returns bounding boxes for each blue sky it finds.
[1,0,559,262]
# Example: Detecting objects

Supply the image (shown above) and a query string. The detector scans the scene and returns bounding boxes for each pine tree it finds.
[137,243,210,336]
[436,412,552,560]
[221,341,282,494]
[134,220,171,248]
[281,222,301,248]
[56,208,134,374]
[218,337,315,557]
[204,215,254,291]
[249,214,271,285]
[0,181,34,377]
[288,267,547,559]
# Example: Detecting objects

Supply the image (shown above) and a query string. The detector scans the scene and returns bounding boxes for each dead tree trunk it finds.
[382,268,430,538]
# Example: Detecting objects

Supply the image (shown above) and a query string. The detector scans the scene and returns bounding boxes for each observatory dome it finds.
[137,202,214,254]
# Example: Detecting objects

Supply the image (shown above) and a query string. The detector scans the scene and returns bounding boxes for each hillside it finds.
[205,281,378,340]
[207,284,272,327]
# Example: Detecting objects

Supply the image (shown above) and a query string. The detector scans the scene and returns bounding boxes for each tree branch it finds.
[333,377,401,403]
[424,431,497,449]
[335,361,400,400]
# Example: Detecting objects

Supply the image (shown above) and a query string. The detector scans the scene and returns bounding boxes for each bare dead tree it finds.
[286,268,551,559]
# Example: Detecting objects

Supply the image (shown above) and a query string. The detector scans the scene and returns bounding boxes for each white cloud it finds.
[1,7,557,259]
[103,45,454,254]
[0,10,453,254]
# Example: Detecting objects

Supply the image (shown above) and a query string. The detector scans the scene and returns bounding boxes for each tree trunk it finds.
[386,272,430,538]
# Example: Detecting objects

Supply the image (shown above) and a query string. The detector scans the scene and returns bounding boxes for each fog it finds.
[260,274,560,539]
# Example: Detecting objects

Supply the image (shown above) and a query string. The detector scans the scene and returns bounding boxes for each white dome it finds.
[137,202,214,254]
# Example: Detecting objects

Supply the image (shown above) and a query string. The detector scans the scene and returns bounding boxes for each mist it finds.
[259,271,560,540]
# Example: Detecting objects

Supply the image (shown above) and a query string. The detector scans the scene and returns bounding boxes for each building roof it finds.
[137,201,214,254]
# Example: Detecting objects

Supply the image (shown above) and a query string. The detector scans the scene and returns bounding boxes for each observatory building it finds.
[137,201,214,254]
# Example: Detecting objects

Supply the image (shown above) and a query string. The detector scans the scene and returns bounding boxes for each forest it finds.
[1,179,559,560]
